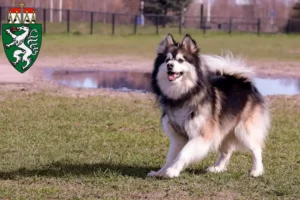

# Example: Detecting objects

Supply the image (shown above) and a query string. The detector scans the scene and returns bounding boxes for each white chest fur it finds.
[166,104,210,139]
[167,106,191,129]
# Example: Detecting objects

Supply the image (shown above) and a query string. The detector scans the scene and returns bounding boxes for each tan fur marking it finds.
[245,105,264,135]
[240,98,253,121]
[213,89,222,124]
[201,119,215,140]
[176,52,184,60]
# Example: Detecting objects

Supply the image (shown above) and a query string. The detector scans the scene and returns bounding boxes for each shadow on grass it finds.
[185,168,208,175]
[0,161,156,179]
[0,161,209,180]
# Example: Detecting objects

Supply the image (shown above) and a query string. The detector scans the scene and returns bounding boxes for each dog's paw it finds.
[147,168,180,178]
[250,169,264,177]
[164,168,180,178]
[147,171,160,177]
[206,166,227,173]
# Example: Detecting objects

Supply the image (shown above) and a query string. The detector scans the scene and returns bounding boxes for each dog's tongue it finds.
[168,73,178,81]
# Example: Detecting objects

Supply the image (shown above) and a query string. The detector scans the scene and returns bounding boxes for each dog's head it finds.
[152,34,203,100]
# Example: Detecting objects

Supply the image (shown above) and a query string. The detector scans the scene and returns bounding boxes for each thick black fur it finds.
[211,74,265,126]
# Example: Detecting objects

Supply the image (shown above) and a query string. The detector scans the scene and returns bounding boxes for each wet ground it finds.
[44,69,152,93]
[44,68,300,96]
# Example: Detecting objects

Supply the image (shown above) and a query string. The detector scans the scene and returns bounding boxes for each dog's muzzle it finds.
[167,71,184,81]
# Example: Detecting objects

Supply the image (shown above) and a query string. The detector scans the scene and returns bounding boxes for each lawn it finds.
[0,25,300,199]
[0,91,299,199]
[40,33,300,61]
[1,30,300,62]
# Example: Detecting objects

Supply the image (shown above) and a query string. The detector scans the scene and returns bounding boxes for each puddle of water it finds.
[254,77,300,96]
[44,69,152,93]
[44,69,300,96]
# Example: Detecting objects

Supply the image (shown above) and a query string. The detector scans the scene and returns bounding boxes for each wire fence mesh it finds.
[0,6,299,36]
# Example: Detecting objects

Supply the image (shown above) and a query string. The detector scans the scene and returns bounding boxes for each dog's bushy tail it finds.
[201,51,254,81]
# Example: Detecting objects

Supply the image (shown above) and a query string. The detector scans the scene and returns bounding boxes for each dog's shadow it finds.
[0,161,157,180]
[0,161,209,180]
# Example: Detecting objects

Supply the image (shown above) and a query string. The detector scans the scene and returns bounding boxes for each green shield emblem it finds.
[2,24,42,73]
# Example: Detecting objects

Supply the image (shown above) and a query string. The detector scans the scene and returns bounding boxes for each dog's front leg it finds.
[147,116,187,177]
[162,136,212,178]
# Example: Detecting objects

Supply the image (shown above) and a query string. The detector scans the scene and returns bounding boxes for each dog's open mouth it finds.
[167,71,184,81]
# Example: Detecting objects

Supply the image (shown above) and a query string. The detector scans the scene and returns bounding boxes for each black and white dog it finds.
[148,34,270,178]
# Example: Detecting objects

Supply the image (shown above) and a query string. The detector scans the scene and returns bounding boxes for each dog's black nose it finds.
[167,63,173,70]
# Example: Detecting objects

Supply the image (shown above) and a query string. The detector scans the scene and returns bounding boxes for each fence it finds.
[0,7,299,36]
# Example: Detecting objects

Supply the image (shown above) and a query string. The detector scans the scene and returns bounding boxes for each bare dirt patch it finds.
[288,49,300,54]
[0,55,299,97]
[0,64,33,84]
[250,60,300,78]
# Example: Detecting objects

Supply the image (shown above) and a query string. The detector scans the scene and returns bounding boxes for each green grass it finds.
[1,25,300,61]
[0,92,299,199]
[46,33,300,61]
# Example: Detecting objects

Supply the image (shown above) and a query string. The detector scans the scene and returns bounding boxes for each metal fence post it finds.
[162,15,166,28]
[200,4,204,29]
[202,17,206,35]
[179,14,182,35]
[43,9,46,34]
[134,15,138,34]
[90,11,94,35]
[257,18,261,36]
[286,19,290,34]
[156,15,159,34]
[0,7,2,36]
[228,17,232,35]
[67,10,70,33]
[112,13,115,35]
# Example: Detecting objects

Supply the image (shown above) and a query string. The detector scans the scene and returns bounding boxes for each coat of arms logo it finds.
[2,3,42,73]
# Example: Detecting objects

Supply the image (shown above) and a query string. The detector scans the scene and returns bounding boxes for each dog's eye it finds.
[165,58,170,63]
[178,59,184,63]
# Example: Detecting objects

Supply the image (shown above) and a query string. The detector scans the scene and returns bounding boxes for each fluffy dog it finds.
[148,34,270,178]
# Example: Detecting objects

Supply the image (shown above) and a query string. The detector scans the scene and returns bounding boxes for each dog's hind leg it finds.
[148,116,187,177]
[207,133,236,173]
[235,131,265,177]
[235,106,270,177]
[249,148,264,177]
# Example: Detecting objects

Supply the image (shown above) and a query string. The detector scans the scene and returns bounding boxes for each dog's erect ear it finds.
[181,34,199,54]
[156,33,176,54]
